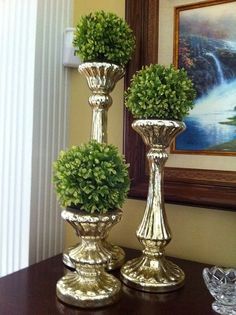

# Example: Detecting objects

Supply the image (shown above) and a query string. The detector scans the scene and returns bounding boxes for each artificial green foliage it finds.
[53,141,130,213]
[125,64,196,120]
[73,10,135,66]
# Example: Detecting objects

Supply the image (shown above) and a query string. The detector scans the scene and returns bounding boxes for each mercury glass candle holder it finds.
[62,62,125,271]
[57,208,122,308]
[121,120,186,292]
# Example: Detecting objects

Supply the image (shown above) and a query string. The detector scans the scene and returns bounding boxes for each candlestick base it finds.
[121,254,185,293]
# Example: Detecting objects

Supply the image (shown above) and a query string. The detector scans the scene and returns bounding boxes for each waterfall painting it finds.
[173,0,236,155]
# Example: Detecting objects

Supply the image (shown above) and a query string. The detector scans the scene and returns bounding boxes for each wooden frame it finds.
[124,0,236,210]
[172,0,236,155]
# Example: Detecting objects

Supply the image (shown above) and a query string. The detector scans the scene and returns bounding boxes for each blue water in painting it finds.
[176,79,236,150]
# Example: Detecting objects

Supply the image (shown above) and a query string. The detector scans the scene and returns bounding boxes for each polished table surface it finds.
[0,247,215,315]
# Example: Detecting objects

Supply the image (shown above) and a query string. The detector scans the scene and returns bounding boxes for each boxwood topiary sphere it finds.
[73,10,135,66]
[53,141,130,213]
[125,64,196,120]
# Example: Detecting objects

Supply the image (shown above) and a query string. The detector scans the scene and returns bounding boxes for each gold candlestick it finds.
[57,208,122,308]
[121,119,186,292]
[63,62,125,271]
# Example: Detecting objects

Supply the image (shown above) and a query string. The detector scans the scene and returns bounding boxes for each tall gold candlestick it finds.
[63,62,125,271]
[121,119,186,292]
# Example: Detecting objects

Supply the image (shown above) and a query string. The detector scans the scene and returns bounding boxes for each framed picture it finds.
[173,0,236,155]
[124,0,236,210]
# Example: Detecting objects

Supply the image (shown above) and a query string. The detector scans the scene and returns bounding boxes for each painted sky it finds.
[180,2,236,40]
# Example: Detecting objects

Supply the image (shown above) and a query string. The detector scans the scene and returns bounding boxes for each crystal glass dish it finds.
[203,266,236,315]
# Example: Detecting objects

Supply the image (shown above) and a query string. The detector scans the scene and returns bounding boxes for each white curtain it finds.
[0,0,72,277]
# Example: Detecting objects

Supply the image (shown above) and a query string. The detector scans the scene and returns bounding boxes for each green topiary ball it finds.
[53,141,130,213]
[73,10,135,66]
[125,64,196,120]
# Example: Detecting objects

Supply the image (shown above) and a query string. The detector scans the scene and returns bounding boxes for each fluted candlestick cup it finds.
[79,62,124,143]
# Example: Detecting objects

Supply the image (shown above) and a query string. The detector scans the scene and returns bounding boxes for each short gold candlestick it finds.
[57,208,122,308]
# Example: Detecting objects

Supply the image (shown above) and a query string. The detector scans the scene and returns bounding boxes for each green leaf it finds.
[125,64,196,120]
[73,10,135,65]
[53,140,130,213]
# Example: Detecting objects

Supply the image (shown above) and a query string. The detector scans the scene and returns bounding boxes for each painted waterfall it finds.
[175,1,236,153]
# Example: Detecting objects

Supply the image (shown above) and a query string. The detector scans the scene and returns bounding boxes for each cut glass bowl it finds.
[203,266,236,315]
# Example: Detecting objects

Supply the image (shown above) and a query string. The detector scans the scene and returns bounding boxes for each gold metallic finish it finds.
[57,267,120,308]
[78,62,125,143]
[63,229,125,271]
[62,62,125,272]
[62,247,74,270]
[57,208,122,308]
[63,242,125,271]
[101,239,125,270]
[121,120,186,293]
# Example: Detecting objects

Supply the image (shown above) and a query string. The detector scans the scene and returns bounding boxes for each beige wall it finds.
[66,0,236,267]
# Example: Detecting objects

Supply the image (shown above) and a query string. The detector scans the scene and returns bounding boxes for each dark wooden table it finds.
[0,247,215,315]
